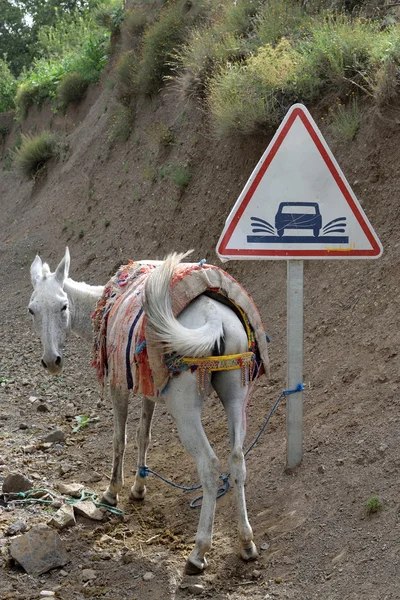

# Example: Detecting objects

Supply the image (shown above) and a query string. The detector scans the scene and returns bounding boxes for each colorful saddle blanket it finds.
[92,260,269,397]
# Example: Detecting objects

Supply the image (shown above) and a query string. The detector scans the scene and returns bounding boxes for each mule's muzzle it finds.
[41,356,63,375]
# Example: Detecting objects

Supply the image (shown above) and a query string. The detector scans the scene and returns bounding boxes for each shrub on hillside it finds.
[254,0,309,46]
[221,0,264,36]
[14,131,59,176]
[0,59,17,113]
[123,7,148,37]
[295,17,378,100]
[94,1,125,34]
[56,72,89,107]
[208,39,299,136]
[115,50,138,99]
[172,26,248,101]
[15,33,109,118]
[109,103,133,142]
[136,0,207,96]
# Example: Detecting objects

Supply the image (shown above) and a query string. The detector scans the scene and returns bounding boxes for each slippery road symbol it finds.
[247,202,349,244]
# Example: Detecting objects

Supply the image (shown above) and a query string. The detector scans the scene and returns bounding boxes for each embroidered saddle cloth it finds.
[92,260,269,396]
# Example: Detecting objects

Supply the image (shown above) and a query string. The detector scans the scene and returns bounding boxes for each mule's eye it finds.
[61,305,68,312]
[28,308,34,315]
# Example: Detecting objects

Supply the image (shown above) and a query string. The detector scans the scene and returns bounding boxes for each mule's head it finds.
[29,248,71,375]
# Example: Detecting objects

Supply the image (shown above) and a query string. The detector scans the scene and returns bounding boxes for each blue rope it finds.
[138,383,304,508]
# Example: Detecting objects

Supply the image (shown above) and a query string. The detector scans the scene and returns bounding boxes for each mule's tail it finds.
[143,251,223,357]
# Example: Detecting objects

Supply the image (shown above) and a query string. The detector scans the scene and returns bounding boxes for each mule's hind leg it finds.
[130,396,156,501]
[101,385,129,506]
[164,372,219,575]
[212,370,258,561]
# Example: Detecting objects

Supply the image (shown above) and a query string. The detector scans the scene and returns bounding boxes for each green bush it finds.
[14,131,59,176]
[254,0,309,46]
[15,33,109,118]
[109,103,133,142]
[332,98,360,139]
[37,11,99,59]
[172,26,248,100]
[15,59,66,118]
[115,50,138,98]
[295,17,379,101]
[136,3,187,95]
[136,0,207,96]
[57,72,89,107]
[0,59,17,113]
[124,7,148,37]
[159,164,191,188]
[208,39,299,136]
[221,0,264,37]
[94,1,125,34]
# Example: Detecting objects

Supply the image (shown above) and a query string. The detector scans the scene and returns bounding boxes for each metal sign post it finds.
[286,260,304,468]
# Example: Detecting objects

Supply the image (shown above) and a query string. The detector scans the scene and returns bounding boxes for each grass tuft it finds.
[115,50,138,99]
[365,494,382,514]
[56,71,89,107]
[109,103,133,142]
[331,98,360,139]
[94,1,125,34]
[14,131,59,176]
[159,164,191,188]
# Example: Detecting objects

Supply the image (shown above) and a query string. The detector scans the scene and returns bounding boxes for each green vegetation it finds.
[57,71,89,107]
[136,0,207,96]
[365,494,382,514]
[332,99,360,139]
[94,0,124,34]
[14,131,59,176]
[2,0,400,145]
[115,50,138,99]
[1,0,100,76]
[0,59,17,113]
[72,414,100,433]
[160,164,191,188]
[109,103,133,142]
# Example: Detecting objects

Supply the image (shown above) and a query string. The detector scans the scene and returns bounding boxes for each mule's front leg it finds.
[130,396,156,501]
[101,385,129,506]
[165,373,219,575]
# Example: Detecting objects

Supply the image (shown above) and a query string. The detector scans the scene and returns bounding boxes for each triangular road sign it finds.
[216,104,383,260]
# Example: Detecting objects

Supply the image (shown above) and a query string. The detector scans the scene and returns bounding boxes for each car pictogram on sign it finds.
[248,206,348,244]
[275,202,322,238]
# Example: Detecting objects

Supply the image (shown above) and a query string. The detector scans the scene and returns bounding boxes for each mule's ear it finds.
[55,247,70,285]
[30,255,43,287]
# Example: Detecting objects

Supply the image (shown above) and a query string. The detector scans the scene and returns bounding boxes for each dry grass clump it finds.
[115,50,138,99]
[208,39,299,136]
[14,131,59,176]
[56,72,89,107]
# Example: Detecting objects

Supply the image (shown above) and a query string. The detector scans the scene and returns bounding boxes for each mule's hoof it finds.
[240,541,258,561]
[101,491,118,507]
[185,557,207,575]
[129,485,146,502]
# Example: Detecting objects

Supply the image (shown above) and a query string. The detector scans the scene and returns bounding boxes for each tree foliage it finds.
[0,0,100,75]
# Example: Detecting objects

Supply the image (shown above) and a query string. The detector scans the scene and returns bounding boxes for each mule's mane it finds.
[64,277,104,298]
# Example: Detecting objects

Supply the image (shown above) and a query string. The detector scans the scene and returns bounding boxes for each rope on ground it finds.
[11,488,124,517]
[139,383,304,509]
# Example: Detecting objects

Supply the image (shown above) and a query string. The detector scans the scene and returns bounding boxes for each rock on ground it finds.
[9,524,69,576]
[2,473,33,493]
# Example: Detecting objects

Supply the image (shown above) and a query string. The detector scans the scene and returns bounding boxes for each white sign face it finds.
[216,104,383,261]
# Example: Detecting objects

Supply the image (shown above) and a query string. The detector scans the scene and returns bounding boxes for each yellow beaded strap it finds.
[181,351,255,393]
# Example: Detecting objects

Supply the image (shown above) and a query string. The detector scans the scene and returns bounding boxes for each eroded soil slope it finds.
[0,82,399,600]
